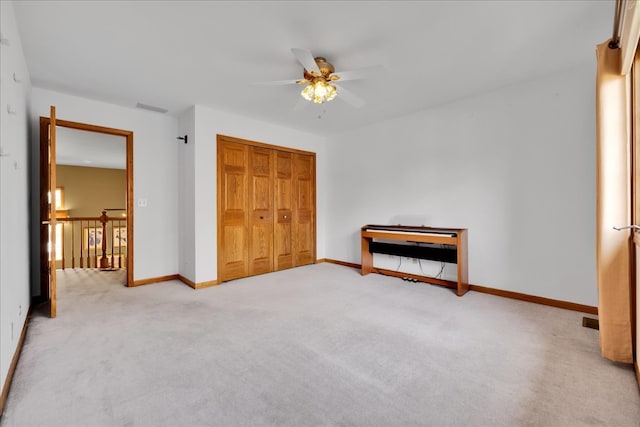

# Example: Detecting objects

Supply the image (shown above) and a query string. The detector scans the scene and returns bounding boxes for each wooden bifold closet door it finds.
[274,151,293,270]
[293,153,315,266]
[217,135,316,282]
[248,146,274,276]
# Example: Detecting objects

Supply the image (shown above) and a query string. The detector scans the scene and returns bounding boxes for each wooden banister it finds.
[55,212,126,271]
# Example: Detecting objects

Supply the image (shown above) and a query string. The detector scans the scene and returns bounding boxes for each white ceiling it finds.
[56,127,126,169]
[13,1,614,137]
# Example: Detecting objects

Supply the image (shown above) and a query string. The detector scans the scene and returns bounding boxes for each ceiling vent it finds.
[135,102,168,114]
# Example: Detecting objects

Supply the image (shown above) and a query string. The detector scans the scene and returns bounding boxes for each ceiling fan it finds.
[253,48,381,108]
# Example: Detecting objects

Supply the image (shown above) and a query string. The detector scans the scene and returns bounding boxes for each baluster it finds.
[118,219,122,268]
[100,210,108,269]
[96,218,100,268]
[88,219,91,267]
[90,220,93,268]
[85,219,89,268]
[120,219,123,268]
[61,222,65,270]
[87,219,92,268]
[71,221,75,269]
[80,220,84,268]
[87,221,98,268]
[93,219,104,268]
[110,219,114,269]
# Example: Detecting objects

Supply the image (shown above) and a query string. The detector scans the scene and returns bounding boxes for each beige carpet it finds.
[1,263,639,426]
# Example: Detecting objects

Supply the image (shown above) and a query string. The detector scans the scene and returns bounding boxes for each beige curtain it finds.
[596,41,633,363]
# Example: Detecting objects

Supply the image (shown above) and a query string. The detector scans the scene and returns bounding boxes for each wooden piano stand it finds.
[361,225,469,296]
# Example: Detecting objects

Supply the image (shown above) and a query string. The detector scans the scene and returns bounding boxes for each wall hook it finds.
[177,135,188,144]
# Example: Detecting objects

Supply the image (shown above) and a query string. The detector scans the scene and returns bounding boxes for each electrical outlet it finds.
[137,198,148,207]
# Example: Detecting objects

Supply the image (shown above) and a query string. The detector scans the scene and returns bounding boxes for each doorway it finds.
[40,116,134,314]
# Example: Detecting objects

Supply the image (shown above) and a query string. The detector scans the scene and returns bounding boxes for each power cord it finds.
[417,258,445,280]
[397,243,449,283]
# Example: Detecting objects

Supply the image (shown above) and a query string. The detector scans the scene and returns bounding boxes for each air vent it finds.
[582,317,599,330]
[135,102,168,114]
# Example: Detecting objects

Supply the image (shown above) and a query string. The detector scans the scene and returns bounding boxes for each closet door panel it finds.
[248,147,274,276]
[218,135,316,282]
[218,142,249,281]
[274,151,293,270]
[293,154,315,266]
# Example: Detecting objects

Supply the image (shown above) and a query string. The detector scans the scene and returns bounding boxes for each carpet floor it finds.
[1,263,639,426]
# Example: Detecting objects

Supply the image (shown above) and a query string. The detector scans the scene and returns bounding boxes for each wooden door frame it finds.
[632,49,639,385]
[216,134,317,282]
[39,117,134,293]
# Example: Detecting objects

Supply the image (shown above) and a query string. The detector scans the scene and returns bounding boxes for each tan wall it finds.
[56,165,126,269]
[57,165,126,217]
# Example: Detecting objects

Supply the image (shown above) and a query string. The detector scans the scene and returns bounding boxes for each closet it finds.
[217,135,316,282]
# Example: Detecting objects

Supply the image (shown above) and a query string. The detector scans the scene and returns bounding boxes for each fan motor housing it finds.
[303,57,335,80]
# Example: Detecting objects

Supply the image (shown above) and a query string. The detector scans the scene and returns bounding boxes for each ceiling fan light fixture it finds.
[301,79,337,104]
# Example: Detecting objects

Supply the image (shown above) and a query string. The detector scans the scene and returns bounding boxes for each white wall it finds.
[177,106,196,281]
[325,64,597,306]
[177,105,327,284]
[29,88,180,284]
[0,0,32,400]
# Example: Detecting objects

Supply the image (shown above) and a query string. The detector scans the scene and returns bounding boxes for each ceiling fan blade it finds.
[336,84,365,108]
[333,65,384,82]
[291,48,321,75]
[250,79,301,86]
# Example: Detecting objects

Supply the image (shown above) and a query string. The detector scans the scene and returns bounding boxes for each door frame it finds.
[632,49,639,387]
[40,117,134,293]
